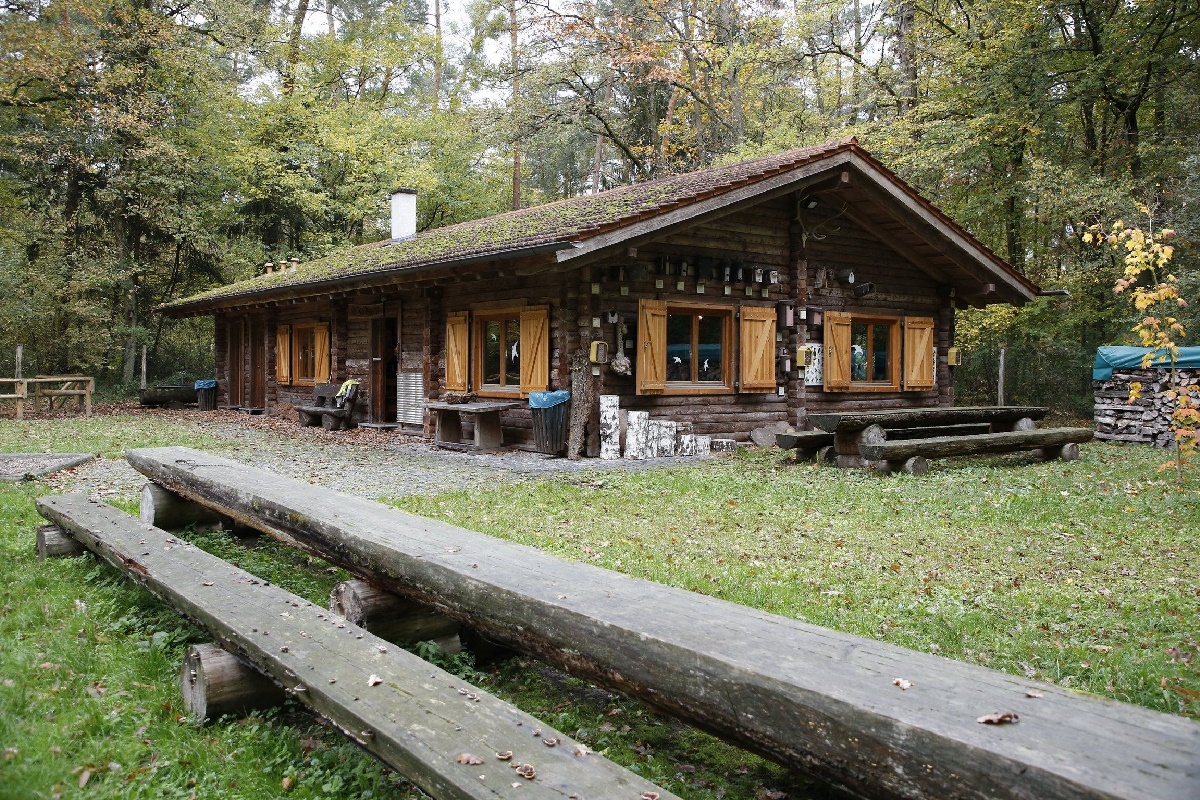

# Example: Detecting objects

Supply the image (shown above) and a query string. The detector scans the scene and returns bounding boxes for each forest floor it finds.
[0,407,1198,800]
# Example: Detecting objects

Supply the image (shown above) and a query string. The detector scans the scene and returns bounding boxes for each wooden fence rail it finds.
[125,446,1200,800]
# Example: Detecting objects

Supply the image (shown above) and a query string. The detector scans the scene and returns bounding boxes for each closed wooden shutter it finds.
[636,298,667,394]
[823,311,852,391]
[738,305,777,392]
[903,316,935,390]
[313,325,331,383]
[444,311,469,392]
[519,306,549,396]
[275,325,291,385]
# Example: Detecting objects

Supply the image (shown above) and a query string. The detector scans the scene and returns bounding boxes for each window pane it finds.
[697,315,723,381]
[851,323,868,381]
[505,318,521,385]
[872,324,890,381]
[666,314,692,381]
[484,320,502,384]
[296,328,315,380]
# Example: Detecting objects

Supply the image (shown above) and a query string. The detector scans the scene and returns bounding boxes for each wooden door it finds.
[249,319,266,408]
[228,320,245,407]
[370,316,399,422]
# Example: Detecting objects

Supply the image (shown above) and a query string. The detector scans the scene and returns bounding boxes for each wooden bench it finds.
[125,447,1200,800]
[295,382,359,430]
[777,424,993,463]
[37,494,676,800]
[862,426,1094,473]
[425,400,520,452]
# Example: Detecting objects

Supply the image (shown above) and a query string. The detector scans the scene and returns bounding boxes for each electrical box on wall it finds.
[947,346,963,366]
[798,346,815,367]
[589,340,609,364]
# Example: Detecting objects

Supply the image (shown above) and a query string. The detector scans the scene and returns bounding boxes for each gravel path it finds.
[42,411,713,503]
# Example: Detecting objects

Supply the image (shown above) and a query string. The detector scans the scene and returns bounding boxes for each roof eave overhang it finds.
[160,242,578,318]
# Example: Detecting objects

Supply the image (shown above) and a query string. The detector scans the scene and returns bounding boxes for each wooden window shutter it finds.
[275,325,291,384]
[313,325,331,383]
[738,306,777,392]
[519,306,550,396]
[636,298,667,394]
[445,311,469,392]
[823,311,852,391]
[903,316,935,390]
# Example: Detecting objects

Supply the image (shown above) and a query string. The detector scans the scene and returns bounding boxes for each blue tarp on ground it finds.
[1093,346,1200,380]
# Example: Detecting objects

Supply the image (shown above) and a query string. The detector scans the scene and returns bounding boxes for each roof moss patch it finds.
[163,140,858,313]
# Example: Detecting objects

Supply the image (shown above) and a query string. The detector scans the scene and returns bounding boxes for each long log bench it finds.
[35,494,677,800]
[124,446,1200,800]
[861,427,1095,466]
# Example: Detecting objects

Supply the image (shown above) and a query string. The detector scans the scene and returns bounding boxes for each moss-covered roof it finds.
[164,140,868,314]
[162,138,1035,314]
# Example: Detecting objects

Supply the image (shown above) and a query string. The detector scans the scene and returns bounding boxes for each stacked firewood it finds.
[1093,369,1199,446]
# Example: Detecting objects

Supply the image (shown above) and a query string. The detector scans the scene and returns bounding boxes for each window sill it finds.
[475,387,522,399]
[662,384,735,396]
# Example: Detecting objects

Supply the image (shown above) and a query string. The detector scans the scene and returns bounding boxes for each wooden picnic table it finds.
[426,400,521,452]
[802,406,1067,470]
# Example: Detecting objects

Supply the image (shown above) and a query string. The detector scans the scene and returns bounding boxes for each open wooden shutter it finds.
[275,325,291,385]
[738,305,777,392]
[313,324,331,383]
[444,311,469,392]
[823,311,852,391]
[519,306,549,396]
[636,298,667,394]
[903,316,935,390]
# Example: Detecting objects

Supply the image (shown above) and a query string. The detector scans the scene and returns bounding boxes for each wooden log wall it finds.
[802,206,953,417]
[213,314,228,406]
[1094,369,1198,445]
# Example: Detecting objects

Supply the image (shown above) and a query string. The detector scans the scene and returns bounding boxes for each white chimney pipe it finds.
[390,188,417,241]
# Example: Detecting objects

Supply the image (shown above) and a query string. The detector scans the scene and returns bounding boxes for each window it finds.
[637,299,776,394]
[445,306,549,397]
[289,323,330,385]
[823,311,933,392]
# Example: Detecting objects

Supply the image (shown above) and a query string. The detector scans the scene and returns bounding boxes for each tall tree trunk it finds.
[510,0,521,210]
[894,0,918,113]
[282,0,311,95]
[433,0,443,107]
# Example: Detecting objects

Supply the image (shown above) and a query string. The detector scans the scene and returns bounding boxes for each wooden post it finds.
[330,579,460,650]
[140,346,147,390]
[36,523,86,559]
[85,377,92,418]
[997,346,1006,406]
[14,345,21,380]
[140,483,231,531]
[180,643,286,723]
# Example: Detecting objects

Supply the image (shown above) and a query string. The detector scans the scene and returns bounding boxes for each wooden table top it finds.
[424,400,521,413]
[809,405,1049,433]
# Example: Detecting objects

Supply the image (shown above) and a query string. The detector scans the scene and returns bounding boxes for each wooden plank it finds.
[35,494,677,800]
[810,406,1049,432]
[775,430,834,449]
[125,447,1200,800]
[862,427,1095,461]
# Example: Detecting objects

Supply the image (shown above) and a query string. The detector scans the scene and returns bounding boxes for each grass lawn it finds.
[1,413,1197,800]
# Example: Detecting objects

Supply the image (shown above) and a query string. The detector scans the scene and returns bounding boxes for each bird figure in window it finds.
[672,356,682,364]
[702,359,710,372]
[511,342,519,360]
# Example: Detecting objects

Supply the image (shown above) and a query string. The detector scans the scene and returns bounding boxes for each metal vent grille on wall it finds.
[396,371,425,425]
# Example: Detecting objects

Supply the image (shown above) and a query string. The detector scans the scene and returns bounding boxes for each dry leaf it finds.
[1025,690,1044,698]
[542,738,558,747]
[495,751,513,761]
[976,712,1019,725]
[641,793,660,800]
[281,775,294,791]
[516,764,536,779]
[573,745,591,757]
[38,662,59,671]
[892,678,913,690]
[78,770,90,788]
[457,753,484,765]
[367,674,382,686]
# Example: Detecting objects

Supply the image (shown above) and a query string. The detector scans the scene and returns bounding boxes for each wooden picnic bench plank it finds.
[125,446,1200,800]
[861,427,1094,462]
[809,406,1048,433]
[35,494,678,800]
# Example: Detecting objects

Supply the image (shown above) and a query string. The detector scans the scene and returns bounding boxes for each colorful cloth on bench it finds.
[334,380,359,408]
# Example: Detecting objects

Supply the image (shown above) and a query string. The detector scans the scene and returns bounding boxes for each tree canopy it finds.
[1,0,1196,406]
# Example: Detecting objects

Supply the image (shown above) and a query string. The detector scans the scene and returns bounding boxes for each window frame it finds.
[824,311,927,393]
[462,305,549,399]
[663,302,735,394]
[289,321,330,386]
[472,308,525,397]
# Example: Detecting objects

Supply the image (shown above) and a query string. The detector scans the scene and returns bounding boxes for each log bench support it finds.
[35,494,677,800]
[122,447,1200,800]
[330,579,461,653]
[181,643,286,723]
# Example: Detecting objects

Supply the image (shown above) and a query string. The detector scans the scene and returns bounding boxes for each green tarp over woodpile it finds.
[1093,346,1200,380]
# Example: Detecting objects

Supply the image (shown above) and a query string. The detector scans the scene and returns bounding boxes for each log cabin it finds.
[160,138,1039,453]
